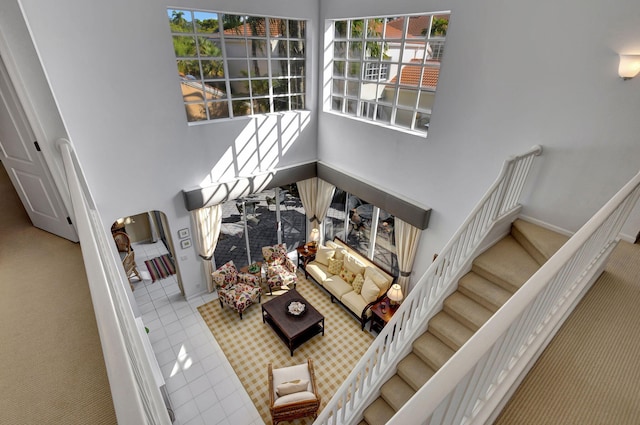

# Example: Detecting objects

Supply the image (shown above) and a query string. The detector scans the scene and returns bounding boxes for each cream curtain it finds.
[297,177,336,230]
[191,204,222,293]
[395,218,422,294]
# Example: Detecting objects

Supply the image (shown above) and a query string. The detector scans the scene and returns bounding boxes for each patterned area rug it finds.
[144,254,176,282]
[198,273,374,424]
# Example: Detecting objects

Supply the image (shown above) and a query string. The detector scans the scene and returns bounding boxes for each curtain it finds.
[395,218,422,294]
[297,177,336,234]
[192,204,222,293]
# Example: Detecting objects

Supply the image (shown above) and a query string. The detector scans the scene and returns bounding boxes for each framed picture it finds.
[180,239,192,249]
[178,228,190,239]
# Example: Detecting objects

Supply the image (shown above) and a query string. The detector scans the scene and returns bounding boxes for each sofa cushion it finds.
[326,241,347,260]
[344,254,365,275]
[327,258,342,275]
[324,276,353,299]
[364,266,390,287]
[276,379,309,396]
[341,291,372,318]
[306,262,330,284]
[274,391,317,407]
[339,265,357,284]
[352,273,364,294]
[361,277,380,304]
[315,246,335,266]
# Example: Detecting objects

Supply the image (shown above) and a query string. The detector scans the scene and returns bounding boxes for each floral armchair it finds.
[211,260,262,319]
[262,244,298,294]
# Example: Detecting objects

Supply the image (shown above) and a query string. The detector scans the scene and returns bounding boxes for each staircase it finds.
[360,219,569,425]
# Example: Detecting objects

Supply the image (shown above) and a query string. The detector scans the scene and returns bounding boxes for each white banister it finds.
[390,169,640,425]
[57,139,171,425]
[314,145,543,425]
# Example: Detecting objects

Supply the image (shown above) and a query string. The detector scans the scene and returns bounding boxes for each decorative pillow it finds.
[361,277,380,303]
[212,260,238,288]
[315,246,335,266]
[339,265,357,284]
[344,254,365,276]
[276,379,309,396]
[328,258,342,275]
[334,248,347,261]
[352,273,365,294]
[365,267,390,297]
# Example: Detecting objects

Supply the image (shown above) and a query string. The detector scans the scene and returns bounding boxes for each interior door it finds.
[0,56,78,241]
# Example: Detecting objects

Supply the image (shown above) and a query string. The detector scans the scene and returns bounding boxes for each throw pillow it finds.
[339,265,357,284]
[344,254,365,276]
[276,379,309,397]
[315,246,335,266]
[328,258,342,275]
[361,277,380,304]
[334,248,347,261]
[352,273,365,294]
[212,260,238,288]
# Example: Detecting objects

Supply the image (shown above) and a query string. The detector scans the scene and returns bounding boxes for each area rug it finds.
[198,273,374,424]
[144,254,176,282]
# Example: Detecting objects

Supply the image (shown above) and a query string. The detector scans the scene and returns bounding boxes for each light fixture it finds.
[387,283,404,308]
[618,54,640,80]
[309,228,320,247]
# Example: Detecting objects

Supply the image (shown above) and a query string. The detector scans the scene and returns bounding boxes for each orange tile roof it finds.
[223,18,289,37]
[386,15,449,39]
[388,59,440,89]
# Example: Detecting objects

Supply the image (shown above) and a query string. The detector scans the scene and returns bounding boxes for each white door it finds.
[0,57,78,242]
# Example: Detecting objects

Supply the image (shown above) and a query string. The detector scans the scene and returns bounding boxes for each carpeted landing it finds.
[198,274,374,424]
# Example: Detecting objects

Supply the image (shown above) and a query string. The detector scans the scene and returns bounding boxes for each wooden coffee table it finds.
[261,289,324,356]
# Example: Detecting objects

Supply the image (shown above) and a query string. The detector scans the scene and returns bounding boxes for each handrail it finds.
[57,139,170,425]
[390,169,640,424]
[314,145,543,425]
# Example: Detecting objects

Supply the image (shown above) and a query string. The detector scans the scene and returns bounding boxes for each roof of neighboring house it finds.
[385,15,449,39]
[388,59,440,89]
[223,18,301,37]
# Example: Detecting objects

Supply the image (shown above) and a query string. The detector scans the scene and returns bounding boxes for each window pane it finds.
[335,21,348,38]
[198,37,222,57]
[247,39,268,57]
[394,108,415,130]
[227,60,249,78]
[271,60,289,77]
[290,77,304,94]
[222,14,245,35]
[348,41,363,59]
[374,211,397,276]
[225,39,248,58]
[289,40,305,58]
[200,60,225,78]
[214,199,248,267]
[289,20,305,38]
[346,80,359,97]
[229,80,250,98]
[232,100,252,116]
[185,103,207,122]
[252,98,270,114]
[270,18,287,37]
[398,65,422,87]
[324,189,347,241]
[290,61,305,78]
[332,79,345,95]
[347,62,361,79]
[280,184,306,250]
[421,66,440,89]
[331,96,343,111]
[274,79,289,95]
[376,105,392,124]
[246,17,266,36]
[350,20,365,38]
[274,96,289,112]
[251,79,269,96]
[194,11,218,34]
[177,60,201,79]
[207,101,230,119]
[291,95,304,109]
[203,81,227,99]
[169,10,193,33]
[173,36,197,57]
[249,60,268,77]
[415,112,430,132]
[333,61,346,77]
[366,18,384,40]
[334,42,347,59]
[397,88,418,107]
[346,197,369,255]
[346,99,358,116]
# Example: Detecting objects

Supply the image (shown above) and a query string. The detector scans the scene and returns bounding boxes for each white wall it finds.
[1,0,319,298]
[319,0,640,283]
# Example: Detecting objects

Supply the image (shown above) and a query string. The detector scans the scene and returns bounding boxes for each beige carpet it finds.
[198,276,374,424]
[494,240,640,424]
[0,164,116,424]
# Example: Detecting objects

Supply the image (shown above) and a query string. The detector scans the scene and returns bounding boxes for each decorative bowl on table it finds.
[247,263,260,274]
[287,300,306,316]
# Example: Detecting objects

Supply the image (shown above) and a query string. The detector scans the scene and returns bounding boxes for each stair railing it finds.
[314,145,543,425]
[58,139,171,425]
[389,170,640,425]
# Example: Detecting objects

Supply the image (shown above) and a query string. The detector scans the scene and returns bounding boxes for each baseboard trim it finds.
[518,214,574,237]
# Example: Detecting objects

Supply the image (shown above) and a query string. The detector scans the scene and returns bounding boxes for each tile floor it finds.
[131,240,263,425]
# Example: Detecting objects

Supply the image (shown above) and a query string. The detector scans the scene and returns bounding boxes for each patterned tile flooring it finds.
[131,240,263,425]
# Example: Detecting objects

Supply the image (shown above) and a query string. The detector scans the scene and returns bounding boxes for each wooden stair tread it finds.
[458,272,513,313]
[472,235,540,292]
[429,312,474,351]
[363,398,396,425]
[444,292,493,331]
[397,353,435,391]
[381,375,416,411]
[413,332,455,371]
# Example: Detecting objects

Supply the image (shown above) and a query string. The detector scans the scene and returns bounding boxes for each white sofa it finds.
[304,238,394,330]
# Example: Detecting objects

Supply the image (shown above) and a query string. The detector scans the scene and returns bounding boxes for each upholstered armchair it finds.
[268,358,320,425]
[262,244,298,294]
[212,260,262,319]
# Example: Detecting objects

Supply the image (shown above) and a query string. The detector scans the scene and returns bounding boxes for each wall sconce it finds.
[618,54,640,80]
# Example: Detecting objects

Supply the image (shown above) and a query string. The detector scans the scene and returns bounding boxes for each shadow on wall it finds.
[197,111,311,205]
